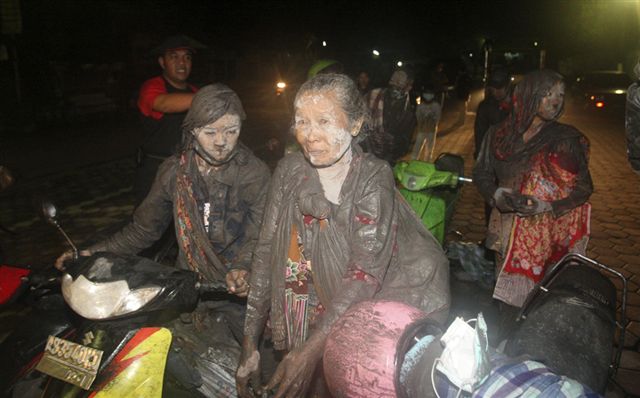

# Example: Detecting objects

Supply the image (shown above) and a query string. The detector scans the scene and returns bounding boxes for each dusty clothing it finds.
[244,145,450,350]
[474,95,509,159]
[626,81,640,173]
[166,301,244,397]
[473,122,593,306]
[366,88,417,164]
[90,144,270,279]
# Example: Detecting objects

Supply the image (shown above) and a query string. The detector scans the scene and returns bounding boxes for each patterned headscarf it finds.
[494,69,564,160]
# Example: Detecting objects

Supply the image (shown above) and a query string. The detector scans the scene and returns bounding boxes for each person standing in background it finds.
[412,85,441,160]
[474,68,511,160]
[135,35,200,205]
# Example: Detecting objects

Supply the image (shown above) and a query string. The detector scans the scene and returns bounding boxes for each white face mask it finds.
[435,313,491,393]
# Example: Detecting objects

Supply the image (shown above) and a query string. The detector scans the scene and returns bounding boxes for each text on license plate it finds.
[35,335,104,390]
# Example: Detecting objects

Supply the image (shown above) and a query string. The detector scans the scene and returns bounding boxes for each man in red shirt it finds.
[135,35,199,204]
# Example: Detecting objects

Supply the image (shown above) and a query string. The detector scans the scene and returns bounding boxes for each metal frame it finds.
[516,253,628,377]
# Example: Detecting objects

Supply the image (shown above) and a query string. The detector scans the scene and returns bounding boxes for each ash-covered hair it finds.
[179,84,246,152]
[511,69,565,135]
[495,69,565,160]
[293,73,371,142]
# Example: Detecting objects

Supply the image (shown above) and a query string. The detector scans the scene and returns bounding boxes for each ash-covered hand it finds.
[236,337,262,398]
[263,332,325,398]
[515,195,552,217]
[226,269,250,297]
[492,187,522,213]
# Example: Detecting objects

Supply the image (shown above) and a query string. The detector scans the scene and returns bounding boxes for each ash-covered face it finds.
[193,114,241,163]
[537,82,565,121]
[294,90,356,167]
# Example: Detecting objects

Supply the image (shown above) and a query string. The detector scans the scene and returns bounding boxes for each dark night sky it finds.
[3,0,640,104]
[15,0,640,62]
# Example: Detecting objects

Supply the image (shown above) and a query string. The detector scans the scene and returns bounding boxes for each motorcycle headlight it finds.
[61,274,162,320]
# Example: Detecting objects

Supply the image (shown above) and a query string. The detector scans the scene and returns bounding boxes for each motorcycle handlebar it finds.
[196,281,228,294]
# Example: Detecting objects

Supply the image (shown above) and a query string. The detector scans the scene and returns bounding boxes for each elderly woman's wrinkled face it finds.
[294,90,354,167]
[193,114,241,163]
[537,82,565,121]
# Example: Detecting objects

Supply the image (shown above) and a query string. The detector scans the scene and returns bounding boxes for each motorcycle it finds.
[394,153,472,244]
[322,253,628,397]
[0,202,239,398]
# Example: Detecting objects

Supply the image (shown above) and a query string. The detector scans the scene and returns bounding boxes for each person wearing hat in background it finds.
[474,67,511,160]
[307,59,344,80]
[366,68,417,165]
[134,35,200,205]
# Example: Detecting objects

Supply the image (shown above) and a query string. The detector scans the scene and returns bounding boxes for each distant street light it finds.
[322,41,327,47]
[372,49,380,57]
[469,52,473,57]
[397,61,403,67]
[534,41,539,47]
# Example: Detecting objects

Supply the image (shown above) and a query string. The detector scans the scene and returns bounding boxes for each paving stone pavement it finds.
[0,157,136,266]
[1,97,639,395]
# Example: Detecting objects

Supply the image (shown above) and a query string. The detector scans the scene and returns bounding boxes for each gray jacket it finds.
[244,145,450,349]
[90,144,270,276]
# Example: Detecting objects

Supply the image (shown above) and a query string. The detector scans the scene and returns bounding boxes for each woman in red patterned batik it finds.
[473,69,593,312]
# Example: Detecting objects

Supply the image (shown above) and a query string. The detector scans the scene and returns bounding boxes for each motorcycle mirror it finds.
[41,201,58,225]
[41,200,79,260]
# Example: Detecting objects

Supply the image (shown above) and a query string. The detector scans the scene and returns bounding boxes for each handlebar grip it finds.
[196,281,228,294]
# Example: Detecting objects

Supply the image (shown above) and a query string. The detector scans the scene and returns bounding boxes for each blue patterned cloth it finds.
[471,360,601,398]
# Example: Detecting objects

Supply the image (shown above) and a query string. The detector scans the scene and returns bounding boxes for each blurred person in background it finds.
[356,70,371,96]
[412,85,441,160]
[626,60,640,175]
[366,68,417,165]
[474,68,511,160]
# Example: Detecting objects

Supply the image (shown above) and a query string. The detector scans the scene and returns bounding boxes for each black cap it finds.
[152,35,205,56]
[488,68,510,89]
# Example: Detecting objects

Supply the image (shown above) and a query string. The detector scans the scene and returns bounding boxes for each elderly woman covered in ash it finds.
[236,74,450,397]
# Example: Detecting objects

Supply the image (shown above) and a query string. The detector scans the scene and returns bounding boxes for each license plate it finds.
[35,335,104,390]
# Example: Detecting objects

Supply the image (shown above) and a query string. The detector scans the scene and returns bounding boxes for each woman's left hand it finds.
[263,333,325,398]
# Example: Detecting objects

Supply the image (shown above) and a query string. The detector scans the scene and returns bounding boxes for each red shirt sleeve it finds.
[137,77,166,120]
